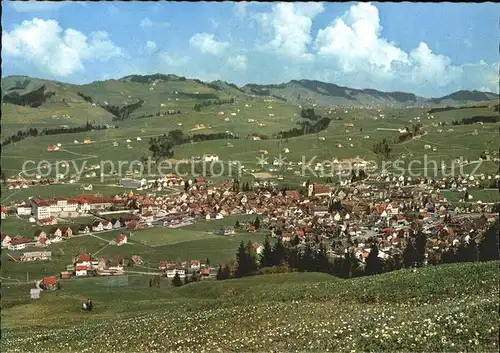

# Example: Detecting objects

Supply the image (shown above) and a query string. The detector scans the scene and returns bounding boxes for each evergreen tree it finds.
[172,272,183,287]
[235,220,240,228]
[260,236,274,268]
[291,234,300,246]
[205,257,210,266]
[465,240,479,262]
[271,237,286,266]
[365,244,382,275]
[479,221,500,261]
[315,242,330,273]
[235,241,248,278]
[245,240,258,274]
[415,231,427,267]
[191,272,200,282]
[402,239,417,268]
[216,264,231,280]
[342,251,358,278]
[299,243,315,272]
[253,216,261,229]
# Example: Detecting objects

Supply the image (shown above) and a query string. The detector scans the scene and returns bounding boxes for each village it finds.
[2,167,498,287]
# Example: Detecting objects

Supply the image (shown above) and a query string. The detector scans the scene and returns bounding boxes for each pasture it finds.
[1,261,498,352]
[2,100,498,186]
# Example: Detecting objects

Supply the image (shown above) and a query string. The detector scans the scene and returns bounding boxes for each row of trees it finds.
[452,115,499,125]
[276,117,332,139]
[1,122,109,147]
[193,98,235,111]
[148,130,239,162]
[372,123,423,159]
[217,221,499,281]
[372,138,392,159]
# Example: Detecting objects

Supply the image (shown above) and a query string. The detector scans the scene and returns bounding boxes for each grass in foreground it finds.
[1,261,498,352]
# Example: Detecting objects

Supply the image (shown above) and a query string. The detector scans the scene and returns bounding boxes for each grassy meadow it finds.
[1,261,498,352]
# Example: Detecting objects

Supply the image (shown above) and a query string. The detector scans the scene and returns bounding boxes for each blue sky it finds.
[2,1,499,97]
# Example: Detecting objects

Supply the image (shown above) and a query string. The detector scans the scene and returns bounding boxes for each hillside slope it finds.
[1,261,498,352]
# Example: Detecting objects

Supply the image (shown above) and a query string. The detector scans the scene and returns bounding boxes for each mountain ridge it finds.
[2,74,498,109]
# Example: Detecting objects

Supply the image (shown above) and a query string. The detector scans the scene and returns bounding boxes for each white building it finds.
[166,269,186,279]
[31,198,51,220]
[17,204,32,216]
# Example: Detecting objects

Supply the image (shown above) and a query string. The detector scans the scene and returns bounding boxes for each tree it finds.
[253,216,261,229]
[342,251,358,278]
[235,220,240,228]
[479,221,499,261]
[217,264,231,280]
[235,241,258,278]
[149,134,175,162]
[415,231,427,267]
[171,272,183,287]
[245,240,259,274]
[365,244,382,275]
[299,243,315,272]
[402,239,418,268]
[291,234,300,246]
[191,272,200,282]
[315,242,330,273]
[184,274,191,285]
[271,237,286,266]
[260,236,274,268]
[205,257,210,266]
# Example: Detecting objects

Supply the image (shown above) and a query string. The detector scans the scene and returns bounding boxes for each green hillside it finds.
[1,261,498,352]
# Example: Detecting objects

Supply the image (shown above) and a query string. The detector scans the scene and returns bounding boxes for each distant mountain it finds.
[428,90,499,105]
[240,79,498,107]
[2,74,498,112]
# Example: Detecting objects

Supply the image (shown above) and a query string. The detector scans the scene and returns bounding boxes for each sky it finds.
[2,1,499,97]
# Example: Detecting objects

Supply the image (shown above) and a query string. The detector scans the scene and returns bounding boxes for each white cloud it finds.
[189,33,229,55]
[256,3,324,60]
[2,18,124,77]
[228,55,248,71]
[140,17,153,29]
[313,2,468,95]
[140,17,169,29]
[460,61,499,94]
[159,53,190,67]
[144,40,157,54]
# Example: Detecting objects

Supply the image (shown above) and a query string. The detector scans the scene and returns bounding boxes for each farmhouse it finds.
[42,276,58,290]
[15,203,31,216]
[83,139,93,144]
[75,265,88,277]
[47,144,59,152]
[166,267,186,279]
[2,233,12,248]
[218,226,235,236]
[1,206,6,219]
[20,251,52,262]
[92,221,104,232]
[115,234,128,246]
[8,237,31,251]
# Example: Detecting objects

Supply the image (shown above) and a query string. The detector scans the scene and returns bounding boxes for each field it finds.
[2,106,498,185]
[1,261,498,352]
[1,214,269,283]
[2,76,499,186]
